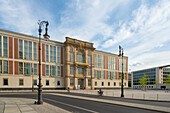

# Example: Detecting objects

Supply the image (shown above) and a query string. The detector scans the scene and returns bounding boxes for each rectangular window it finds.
[88,68,91,75]
[111,72,113,79]
[3,78,8,85]
[24,63,31,75]
[57,66,60,76]
[102,56,104,69]
[3,61,8,74]
[50,45,56,62]
[57,47,60,63]
[114,82,116,86]
[19,39,23,59]
[46,65,49,76]
[29,41,32,60]
[108,82,110,86]
[46,80,49,86]
[19,79,24,86]
[99,71,101,78]
[70,66,74,74]
[102,82,104,86]
[108,71,110,79]
[34,80,37,85]
[88,79,91,86]
[95,82,97,86]
[46,45,49,62]
[98,55,101,68]
[119,82,121,86]
[95,70,97,78]
[70,79,74,86]
[51,65,56,76]
[34,64,37,75]
[53,46,56,63]
[114,72,116,79]
[0,36,1,57]
[78,68,83,75]
[88,56,91,64]
[57,81,60,86]
[70,53,74,62]
[24,41,32,60]
[102,71,104,79]
[3,36,8,57]
[19,62,23,74]
[0,60,2,73]
[77,54,83,63]
[95,54,97,68]
[33,42,37,60]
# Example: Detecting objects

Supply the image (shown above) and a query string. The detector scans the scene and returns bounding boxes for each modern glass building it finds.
[0,29,128,90]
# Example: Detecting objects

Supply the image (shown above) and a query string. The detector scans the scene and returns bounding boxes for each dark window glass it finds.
[3,79,8,85]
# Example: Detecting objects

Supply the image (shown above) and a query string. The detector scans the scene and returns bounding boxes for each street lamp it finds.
[35,20,50,104]
[119,45,124,97]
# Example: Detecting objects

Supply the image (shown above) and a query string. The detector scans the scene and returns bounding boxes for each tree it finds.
[139,74,148,91]
[164,75,170,85]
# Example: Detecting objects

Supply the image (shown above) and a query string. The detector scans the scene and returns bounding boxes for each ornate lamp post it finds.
[35,21,50,104]
[119,45,124,97]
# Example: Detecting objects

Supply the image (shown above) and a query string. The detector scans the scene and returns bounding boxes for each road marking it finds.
[44,97,99,113]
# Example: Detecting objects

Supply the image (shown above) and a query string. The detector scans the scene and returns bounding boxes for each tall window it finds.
[111,72,113,79]
[57,66,60,76]
[102,71,104,79]
[46,80,49,86]
[24,63,31,75]
[108,71,110,79]
[88,79,91,86]
[88,56,91,64]
[3,60,8,74]
[114,72,116,79]
[19,62,23,74]
[50,45,56,63]
[77,51,83,63]
[34,80,37,85]
[46,65,49,76]
[78,68,83,75]
[24,41,32,60]
[34,64,37,75]
[0,36,1,57]
[19,39,23,59]
[70,79,74,86]
[33,42,37,60]
[46,45,49,62]
[3,36,8,57]
[95,70,97,78]
[70,66,74,74]
[50,65,56,76]
[0,60,2,73]
[19,79,24,86]
[70,53,74,62]
[95,54,97,67]
[57,47,60,63]
[98,55,101,68]
[88,68,91,75]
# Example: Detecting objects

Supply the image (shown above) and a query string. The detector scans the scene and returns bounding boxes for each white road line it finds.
[44,97,99,113]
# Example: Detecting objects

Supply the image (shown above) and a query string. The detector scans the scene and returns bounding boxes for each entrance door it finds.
[78,79,83,89]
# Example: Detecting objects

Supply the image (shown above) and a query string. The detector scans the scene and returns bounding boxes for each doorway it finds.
[78,79,83,89]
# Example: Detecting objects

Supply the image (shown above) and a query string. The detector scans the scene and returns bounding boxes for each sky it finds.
[0,0,170,71]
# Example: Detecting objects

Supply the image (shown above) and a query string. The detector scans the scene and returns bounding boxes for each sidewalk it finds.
[0,98,70,113]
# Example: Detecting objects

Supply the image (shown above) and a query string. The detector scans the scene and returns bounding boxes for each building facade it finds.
[132,65,170,89]
[0,29,128,90]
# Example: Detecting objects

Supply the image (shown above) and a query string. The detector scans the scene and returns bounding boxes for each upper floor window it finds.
[77,51,83,63]
[70,47,73,51]
[0,36,1,57]
[3,60,8,74]
[24,63,31,75]
[19,62,23,74]
[19,39,23,59]
[3,36,8,58]
[46,65,49,76]
[70,53,74,62]
[70,66,74,74]
[57,66,60,76]
[34,64,37,75]
[50,45,56,63]
[24,41,32,60]
[88,51,91,55]
[88,68,91,75]
[50,65,56,76]
[33,42,37,60]
[57,47,60,63]
[88,56,91,64]
[45,45,49,62]
[78,68,84,75]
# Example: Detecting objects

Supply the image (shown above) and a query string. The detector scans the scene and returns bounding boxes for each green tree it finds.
[139,74,148,91]
[164,75,170,85]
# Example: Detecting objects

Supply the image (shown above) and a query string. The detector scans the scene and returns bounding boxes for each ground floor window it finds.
[3,78,8,85]
[57,81,60,86]
[119,82,121,86]
[108,82,110,86]
[88,79,91,86]
[102,82,104,86]
[95,82,97,86]
[24,63,31,75]
[124,82,126,86]
[46,80,49,86]
[3,61,8,74]
[114,82,116,86]
[34,79,37,85]
[70,79,74,86]
[19,79,24,86]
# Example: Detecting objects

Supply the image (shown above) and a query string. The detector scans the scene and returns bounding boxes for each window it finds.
[46,45,49,62]
[33,42,37,60]
[102,71,104,79]
[19,39,23,59]
[70,66,74,74]
[78,68,83,75]
[46,80,49,86]
[0,36,1,57]
[95,82,97,86]
[34,64,37,75]
[111,72,113,79]
[114,72,116,79]
[70,79,74,86]
[24,41,32,60]
[70,53,74,62]
[124,82,126,86]
[102,82,104,86]
[50,65,56,76]
[88,68,91,75]
[88,56,91,64]
[24,63,31,75]
[108,71,110,79]
[99,71,101,78]
[3,61,8,74]
[88,79,91,86]
[95,70,97,78]
[50,45,56,62]
[19,62,23,74]
[19,79,24,86]
[119,82,121,86]
[57,81,60,86]
[34,80,37,85]
[57,66,60,76]
[114,82,116,86]
[3,79,8,85]
[46,65,49,76]
[108,82,110,86]
[57,47,60,63]
[95,54,97,67]
[3,36,8,57]
[70,48,73,51]
[0,60,2,73]
[77,51,83,63]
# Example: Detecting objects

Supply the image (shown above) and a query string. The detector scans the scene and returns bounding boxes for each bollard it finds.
[157,94,158,101]
[143,93,145,100]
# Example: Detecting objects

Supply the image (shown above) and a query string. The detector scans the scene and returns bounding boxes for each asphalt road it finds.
[0,93,162,113]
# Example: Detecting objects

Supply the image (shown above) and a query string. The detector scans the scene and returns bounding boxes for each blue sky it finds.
[0,0,170,71]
